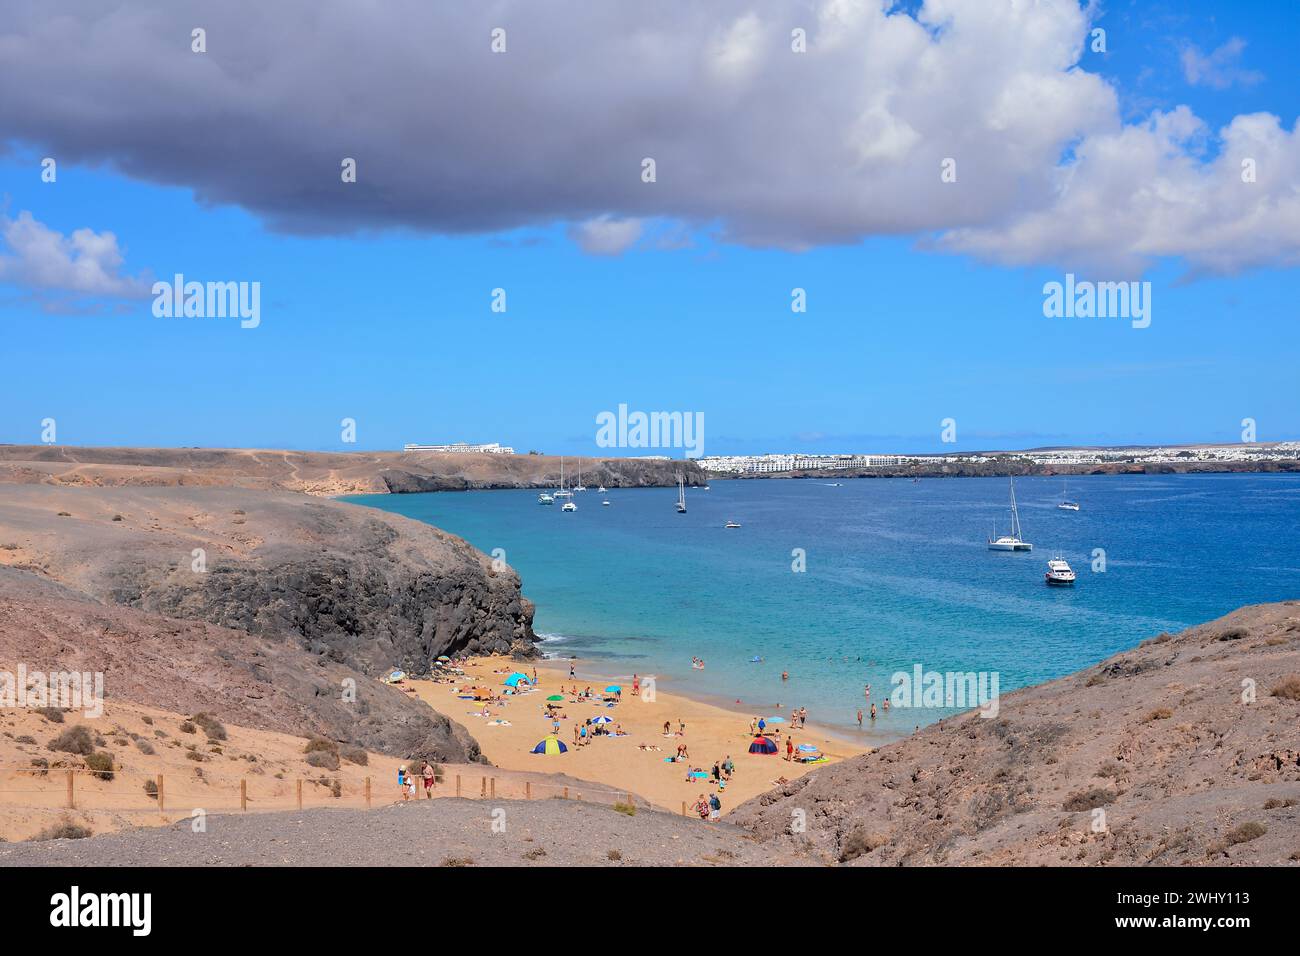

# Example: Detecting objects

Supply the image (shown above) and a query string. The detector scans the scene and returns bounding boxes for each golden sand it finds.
[409,655,868,815]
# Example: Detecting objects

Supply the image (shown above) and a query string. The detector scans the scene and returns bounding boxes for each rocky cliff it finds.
[731,602,1300,866]
[0,485,537,675]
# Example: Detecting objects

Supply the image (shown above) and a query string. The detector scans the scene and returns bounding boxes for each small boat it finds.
[988,476,1032,551]
[702,485,711,491]
[725,520,741,529]
[562,500,577,513]
[602,499,611,506]
[574,458,587,492]
[676,473,687,514]
[537,493,554,505]
[1057,477,1079,511]
[1045,557,1076,585]
[597,485,606,494]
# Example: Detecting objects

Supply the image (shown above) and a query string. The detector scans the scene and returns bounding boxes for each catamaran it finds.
[574,458,587,492]
[562,499,577,512]
[988,476,1032,551]
[676,474,687,514]
[1057,477,1079,511]
[597,484,606,494]
[537,492,554,505]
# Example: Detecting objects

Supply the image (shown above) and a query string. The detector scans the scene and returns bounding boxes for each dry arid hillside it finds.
[732,602,1300,866]
[0,446,706,496]
[0,484,536,670]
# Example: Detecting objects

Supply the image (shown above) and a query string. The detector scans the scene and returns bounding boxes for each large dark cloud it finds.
[1,0,1296,273]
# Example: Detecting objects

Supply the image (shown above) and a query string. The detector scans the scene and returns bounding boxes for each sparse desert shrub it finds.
[612,801,636,816]
[111,514,123,522]
[330,778,342,798]
[1097,760,1123,778]
[135,739,155,755]
[31,818,92,841]
[1226,821,1266,845]
[340,746,368,766]
[1269,675,1300,701]
[303,738,339,755]
[140,715,153,725]
[84,751,115,782]
[1144,707,1173,722]
[1217,626,1248,642]
[14,735,36,745]
[1063,787,1116,812]
[185,750,205,762]
[179,721,196,734]
[306,750,340,771]
[56,511,71,518]
[839,827,888,862]
[29,757,48,774]
[35,707,65,724]
[523,847,547,860]
[48,725,94,755]
[191,712,227,741]
[143,780,158,799]
[606,849,621,861]
[440,857,473,867]
[1263,798,1297,810]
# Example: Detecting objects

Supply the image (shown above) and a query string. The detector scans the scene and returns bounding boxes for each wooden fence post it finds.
[456,774,461,797]
[525,781,531,800]
[563,786,569,800]
[490,777,496,799]
[66,769,74,809]
[681,801,687,817]
[296,778,303,810]
[157,774,165,813]
[365,776,371,809]
[240,778,247,811]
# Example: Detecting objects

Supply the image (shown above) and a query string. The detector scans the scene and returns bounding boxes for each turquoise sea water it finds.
[344,474,1300,735]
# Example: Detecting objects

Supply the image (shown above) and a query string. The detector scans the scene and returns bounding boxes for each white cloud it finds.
[0,211,151,303]
[0,1,1294,276]
[567,216,644,256]
[1181,38,1264,90]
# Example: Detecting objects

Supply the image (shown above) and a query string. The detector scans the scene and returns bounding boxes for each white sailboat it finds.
[1057,477,1079,511]
[988,476,1032,551]
[554,457,572,499]
[675,473,687,514]
[562,499,577,512]
[574,458,587,492]
[597,484,606,494]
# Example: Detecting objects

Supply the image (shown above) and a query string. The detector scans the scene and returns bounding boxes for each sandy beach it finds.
[409,655,868,815]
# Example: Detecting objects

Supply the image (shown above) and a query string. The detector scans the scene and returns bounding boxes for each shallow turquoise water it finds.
[344,473,1300,733]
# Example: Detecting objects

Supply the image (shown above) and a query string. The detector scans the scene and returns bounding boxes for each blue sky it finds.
[1,0,1297,456]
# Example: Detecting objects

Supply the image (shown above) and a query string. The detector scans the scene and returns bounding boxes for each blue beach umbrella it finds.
[590,715,613,724]
[605,685,622,693]
[503,674,529,687]
[530,736,568,756]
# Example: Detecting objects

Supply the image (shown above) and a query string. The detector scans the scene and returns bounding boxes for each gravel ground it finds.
[0,798,806,867]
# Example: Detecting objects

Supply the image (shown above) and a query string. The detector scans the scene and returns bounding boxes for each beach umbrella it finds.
[530,736,568,756]
[590,715,613,724]
[797,744,819,753]
[503,674,528,687]
[507,671,529,681]
[604,685,622,693]
[546,694,565,702]
[748,736,779,755]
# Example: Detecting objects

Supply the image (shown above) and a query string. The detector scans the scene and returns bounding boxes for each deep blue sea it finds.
[344,474,1300,735]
